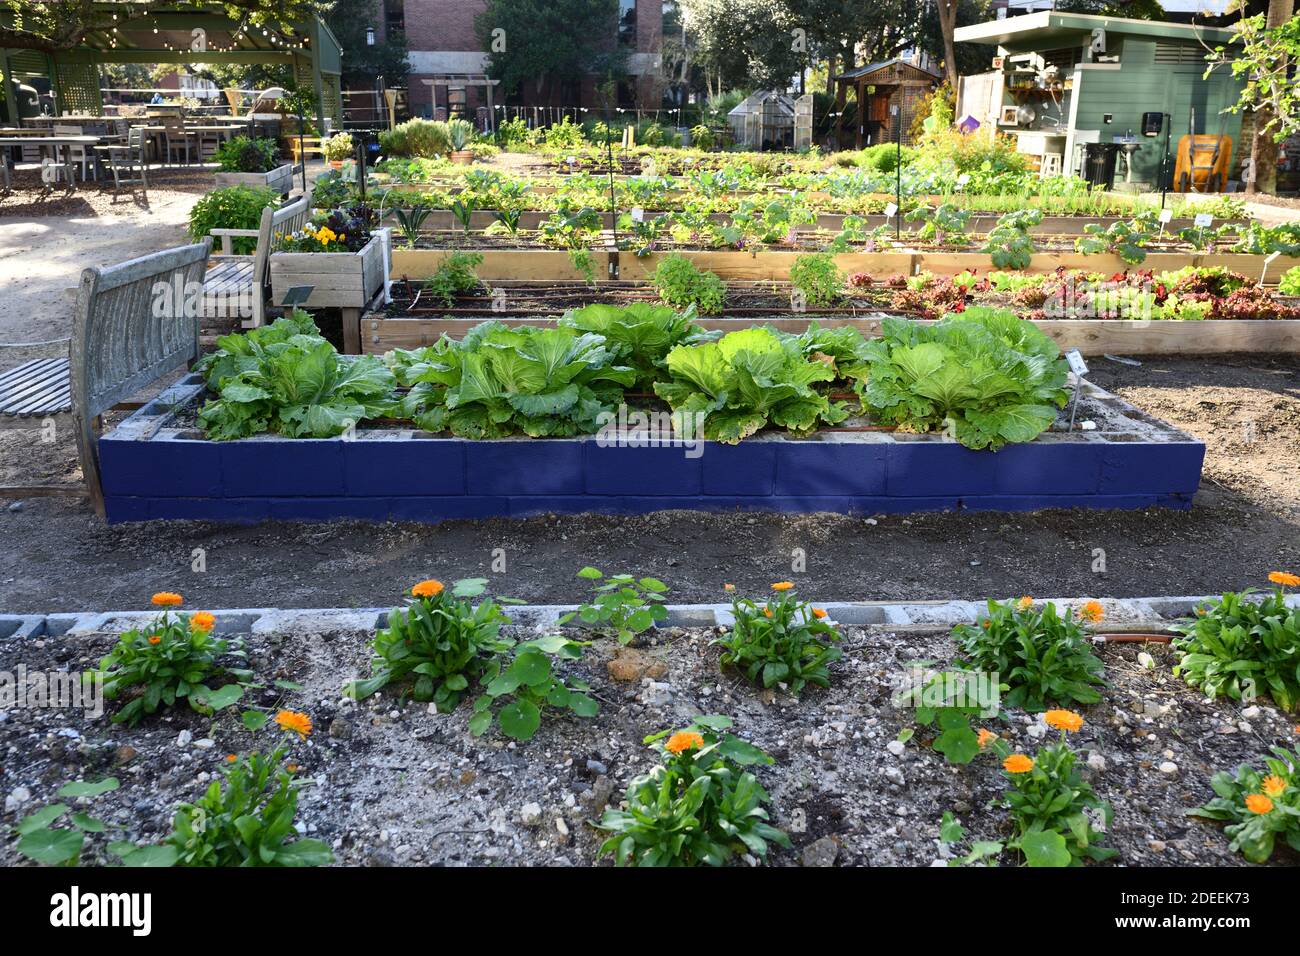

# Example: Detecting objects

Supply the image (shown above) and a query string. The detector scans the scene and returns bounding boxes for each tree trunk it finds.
[936,0,960,93]
[1246,0,1294,195]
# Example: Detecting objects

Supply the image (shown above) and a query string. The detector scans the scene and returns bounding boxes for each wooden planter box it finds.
[390,248,616,282]
[213,163,297,196]
[271,234,386,310]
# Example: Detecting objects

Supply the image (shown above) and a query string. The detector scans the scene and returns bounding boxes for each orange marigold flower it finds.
[411,579,444,598]
[147,635,162,645]
[226,754,237,763]
[189,611,216,632]
[286,763,299,774]
[977,728,997,749]
[1078,600,1104,623]
[811,607,827,619]
[275,709,313,739]
[665,731,704,755]
[151,592,183,607]
[1268,571,1300,587]
[771,581,794,591]
[1245,793,1274,815]
[1003,754,1035,774]
[763,607,774,618]
[723,583,735,591]
[1016,596,1033,610]
[1044,709,1084,733]
[1262,775,1287,798]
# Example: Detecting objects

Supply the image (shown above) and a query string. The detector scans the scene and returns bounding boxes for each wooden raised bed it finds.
[270,234,387,311]
[390,248,616,282]
[214,163,297,196]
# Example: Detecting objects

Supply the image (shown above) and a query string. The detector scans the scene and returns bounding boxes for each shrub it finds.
[952,598,1106,711]
[789,252,845,307]
[1172,574,1300,710]
[543,116,586,150]
[446,117,475,151]
[425,251,484,305]
[716,582,842,694]
[690,124,715,151]
[380,118,452,158]
[1280,266,1300,296]
[214,135,279,173]
[1191,746,1300,863]
[564,566,669,645]
[597,715,791,866]
[94,594,243,725]
[497,116,532,149]
[322,131,354,163]
[650,253,726,314]
[187,184,278,254]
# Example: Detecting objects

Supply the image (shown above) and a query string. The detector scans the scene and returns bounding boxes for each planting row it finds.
[10,574,1299,867]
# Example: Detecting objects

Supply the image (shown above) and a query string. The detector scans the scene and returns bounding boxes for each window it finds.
[384,0,405,36]
[619,0,637,47]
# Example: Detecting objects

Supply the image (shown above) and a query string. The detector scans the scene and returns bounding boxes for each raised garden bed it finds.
[271,233,387,311]
[214,162,297,196]
[98,375,1204,523]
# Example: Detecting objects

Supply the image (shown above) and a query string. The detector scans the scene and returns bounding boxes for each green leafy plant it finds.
[471,633,599,740]
[899,667,1005,765]
[425,251,484,306]
[346,577,515,708]
[322,131,355,164]
[789,252,845,307]
[1279,266,1300,296]
[95,599,246,726]
[716,583,841,694]
[982,209,1043,270]
[952,598,1106,711]
[187,184,278,254]
[597,715,791,866]
[392,204,433,249]
[559,302,707,390]
[1172,575,1300,711]
[650,254,727,314]
[564,566,669,645]
[214,135,279,174]
[906,202,973,247]
[653,326,849,442]
[1190,746,1300,863]
[1075,212,1160,264]
[380,118,452,158]
[937,811,1003,867]
[196,312,396,440]
[859,309,1069,450]
[12,778,123,866]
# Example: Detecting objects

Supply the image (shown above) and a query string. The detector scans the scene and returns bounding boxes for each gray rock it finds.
[1087,752,1108,772]
[585,759,607,775]
[5,787,31,812]
[328,718,352,740]
[520,802,543,827]
[801,835,839,867]
[8,502,23,513]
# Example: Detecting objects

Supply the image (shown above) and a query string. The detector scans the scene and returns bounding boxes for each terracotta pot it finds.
[450,150,474,165]
[329,159,344,170]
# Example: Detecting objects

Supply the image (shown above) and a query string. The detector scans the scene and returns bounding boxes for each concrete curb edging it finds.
[3,594,1297,639]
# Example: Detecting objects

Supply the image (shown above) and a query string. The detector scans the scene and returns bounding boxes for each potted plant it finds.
[447,119,476,165]
[269,206,388,310]
[323,132,355,170]
[212,136,296,195]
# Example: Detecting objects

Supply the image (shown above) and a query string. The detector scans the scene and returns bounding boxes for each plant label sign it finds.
[1158,208,1174,225]
[955,174,971,191]
[884,202,899,219]
[631,207,645,223]
[1065,349,1089,378]
[1193,213,1214,229]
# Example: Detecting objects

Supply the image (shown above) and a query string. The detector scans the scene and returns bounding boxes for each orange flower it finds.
[189,611,215,632]
[977,728,997,749]
[286,763,299,774]
[1245,793,1274,815]
[763,607,773,618]
[1044,709,1084,733]
[723,583,735,591]
[770,581,794,591]
[275,709,313,739]
[811,607,827,619]
[226,754,237,763]
[1262,775,1287,798]
[147,635,162,645]
[411,579,444,598]
[1016,596,1033,610]
[1268,571,1300,588]
[981,619,991,629]
[665,731,704,754]
[151,592,182,607]
[1078,600,1104,623]
[1003,754,1034,774]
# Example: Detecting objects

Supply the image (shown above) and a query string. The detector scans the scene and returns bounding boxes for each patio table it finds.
[0,134,102,193]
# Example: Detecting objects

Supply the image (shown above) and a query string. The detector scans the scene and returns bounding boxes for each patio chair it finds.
[162,116,199,166]
[0,240,212,516]
[52,125,95,182]
[95,127,148,199]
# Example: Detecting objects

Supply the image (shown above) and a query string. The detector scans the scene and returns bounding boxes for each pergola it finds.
[0,6,343,134]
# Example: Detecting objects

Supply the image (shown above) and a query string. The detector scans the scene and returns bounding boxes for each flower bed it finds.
[98,372,1203,523]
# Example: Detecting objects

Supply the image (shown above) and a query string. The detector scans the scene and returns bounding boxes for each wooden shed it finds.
[832,58,939,150]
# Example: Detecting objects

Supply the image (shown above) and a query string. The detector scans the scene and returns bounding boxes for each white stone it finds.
[5,787,31,812]
[886,740,906,756]
[520,802,543,826]
[1087,752,1107,772]
[1158,761,1179,774]
[176,730,193,747]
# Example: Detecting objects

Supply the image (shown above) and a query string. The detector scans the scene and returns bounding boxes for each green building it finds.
[954,12,1245,190]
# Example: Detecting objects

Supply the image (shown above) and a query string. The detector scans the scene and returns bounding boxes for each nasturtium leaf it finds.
[17,828,84,865]
[58,778,120,799]
[497,699,541,740]
[1020,829,1071,868]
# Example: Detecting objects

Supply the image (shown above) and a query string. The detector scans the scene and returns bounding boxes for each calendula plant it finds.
[952,598,1106,712]
[716,582,841,694]
[150,715,332,867]
[563,566,669,645]
[597,715,791,866]
[990,711,1116,867]
[898,667,1006,765]
[425,251,484,306]
[1172,573,1300,711]
[1190,746,1300,864]
[470,633,600,740]
[94,594,246,726]
[346,578,515,709]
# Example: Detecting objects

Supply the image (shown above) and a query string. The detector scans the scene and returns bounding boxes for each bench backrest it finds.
[70,239,212,419]
[247,191,312,325]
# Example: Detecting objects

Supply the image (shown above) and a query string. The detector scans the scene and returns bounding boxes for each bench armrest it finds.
[208,227,261,255]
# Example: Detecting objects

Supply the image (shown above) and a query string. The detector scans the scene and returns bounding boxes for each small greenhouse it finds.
[727,91,795,151]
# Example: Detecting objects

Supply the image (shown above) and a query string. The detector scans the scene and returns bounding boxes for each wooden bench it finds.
[0,240,212,515]
[204,190,312,328]
[284,136,325,163]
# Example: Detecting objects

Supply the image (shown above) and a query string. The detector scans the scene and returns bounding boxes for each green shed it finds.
[954,12,1245,189]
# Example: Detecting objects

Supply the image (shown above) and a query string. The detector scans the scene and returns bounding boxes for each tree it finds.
[1207,0,1297,195]
[0,1,326,54]
[679,0,802,95]
[330,0,409,86]
[474,0,625,100]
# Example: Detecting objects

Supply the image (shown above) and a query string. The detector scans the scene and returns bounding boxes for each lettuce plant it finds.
[653,326,849,442]
[859,308,1069,450]
[559,302,708,390]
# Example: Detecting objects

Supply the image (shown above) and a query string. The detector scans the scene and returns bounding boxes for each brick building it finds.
[375,0,663,122]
